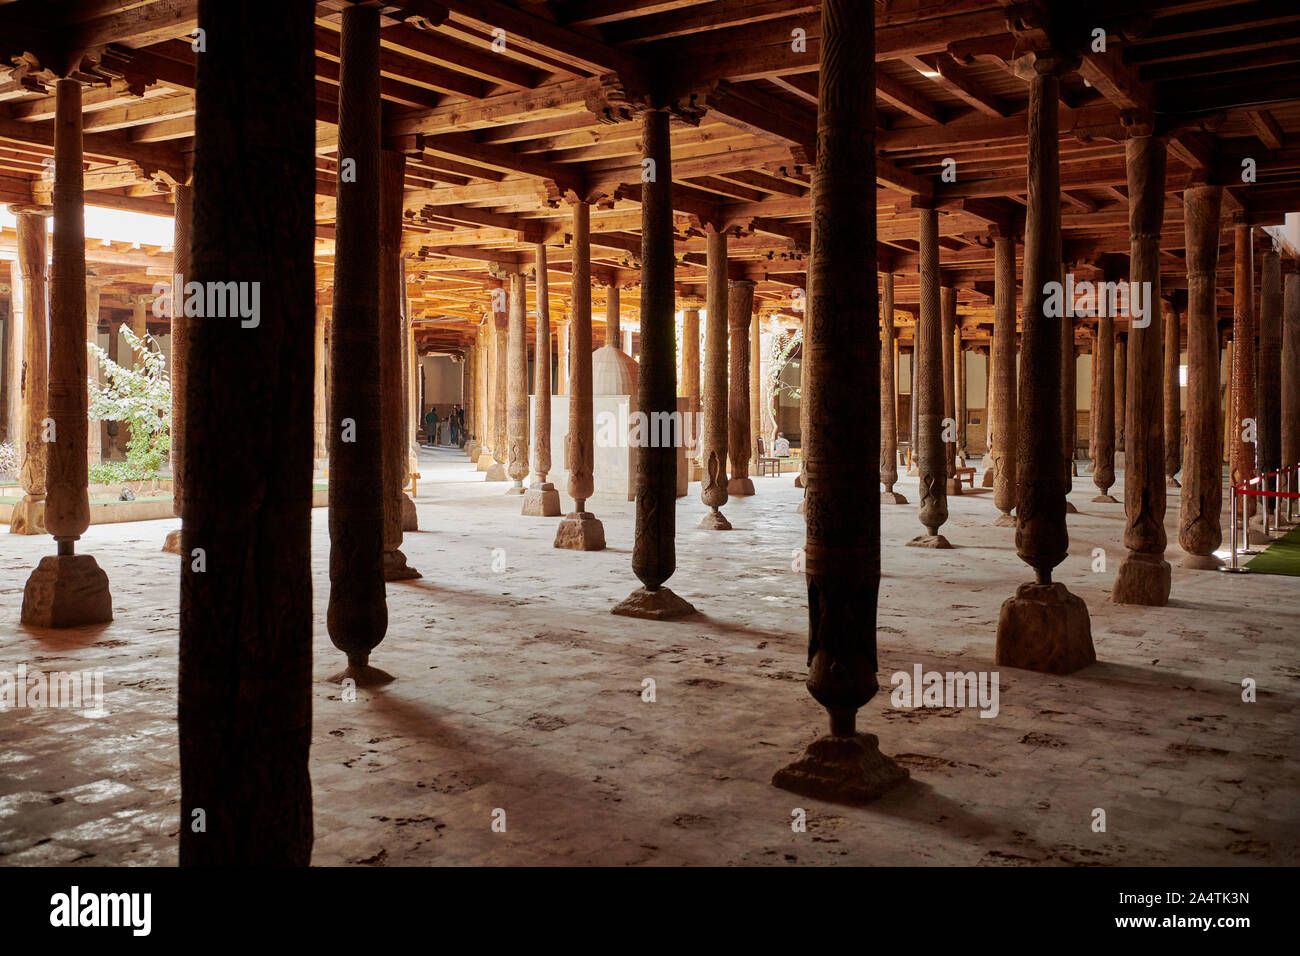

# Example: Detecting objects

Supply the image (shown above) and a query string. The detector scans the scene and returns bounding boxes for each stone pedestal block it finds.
[698,509,732,530]
[993,513,1016,527]
[1111,551,1171,606]
[554,512,605,551]
[9,497,46,535]
[521,482,561,517]
[1181,552,1223,570]
[476,452,494,472]
[772,733,908,804]
[162,529,182,554]
[881,491,908,505]
[611,586,697,620]
[1091,494,1118,503]
[995,581,1095,674]
[20,554,113,628]
[400,493,418,532]
[727,477,755,496]
[327,660,395,686]
[382,549,421,581]
[484,462,508,482]
[906,533,952,549]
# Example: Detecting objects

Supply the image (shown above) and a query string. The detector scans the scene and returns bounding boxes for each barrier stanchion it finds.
[1221,481,1245,573]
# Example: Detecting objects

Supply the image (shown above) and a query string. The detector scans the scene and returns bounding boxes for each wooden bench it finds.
[954,466,976,489]
[756,437,782,478]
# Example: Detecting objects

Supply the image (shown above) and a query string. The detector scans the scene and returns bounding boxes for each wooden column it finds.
[880,271,905,503]
[379,150,418,579]
[1164,300,1183,487]
[995,51,1094,673]
[486,288,509,481]
[940,284,958,487]
[1115,333,1127,454]
[1222,337,1233,464]
[726,279,756,495]
[523,244,560,516]
[1178,185,1224,567]
[162,182,192,553]
[1112,134,1170,606]
[749,307,762,466]
[1282,267,1300,516]
[908,207,951,547]
[326,2,391,682]
[682,305,701,463]
[1092,302,1118,502]
[700,228,731,528]
[773,0,906,803]
[179,0,314,866]
[505,270,529,494]
[476,317,495,469]
[85,275,105,470]
[1061,303,1079,496]
[1257,250,1282,522]
[956,325,967,459]
[1230,225,1257,522]
[9,208,48,535]
[606,285,621,350]
[990,235,1018,523]
[555,316,569,396]
[554,198,605,550]
[21,75,112,626]
[313,300,327,463]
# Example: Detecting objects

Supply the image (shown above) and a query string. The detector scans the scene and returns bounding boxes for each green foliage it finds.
[766,328,803,430]
[87,328,171,483]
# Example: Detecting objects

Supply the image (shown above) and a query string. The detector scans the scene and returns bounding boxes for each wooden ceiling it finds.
[1,0,1298,354]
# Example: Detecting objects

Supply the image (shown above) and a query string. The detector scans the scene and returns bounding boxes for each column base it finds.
[521,482,562,516]
[793,474,804,488]
[1111,551,1171,606]
[699,509,732,530]
[906,533,952,549]
[1091,493,1118,503]
[162,529,181,554]
[1181,552,1223,571]
[727,477,755,496]
[1246,527,1272,546]
[995,581,1095,674]
[554,511,606,551]
[1065,500,1078,514]
[945,478,964,496]
[401,493,418,532]
[464,441,479,459]
[20,554,114,628]
[484,462,508,482]
[505,479,526,495]
[8,496,46,535]
[1167,476,1181,488]
[772,732,908,804]
[476,452,494,472]
[327,660,395,686]
[993,512,1016,527]
[982,470,994,487]
[796,497,805,515]
[382,549,422,581]
[611,585,697,620]
[881,491,909,505]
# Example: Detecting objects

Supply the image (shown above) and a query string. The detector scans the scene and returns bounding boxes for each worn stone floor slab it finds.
[0,448,1296,866]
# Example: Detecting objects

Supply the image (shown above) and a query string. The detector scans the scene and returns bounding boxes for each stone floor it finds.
[1,447,1296,866]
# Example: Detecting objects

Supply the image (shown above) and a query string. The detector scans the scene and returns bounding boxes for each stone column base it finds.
[906,533,952,549]
[476,452,494,472]
[982,470,994,487]
[699,509,732,530]
[1112,551,1171,605]
[1091,493,1118,503]
[382,549,422,581]
[727,477,755,496]
[162,529,182,554]
[464,441,479,459]
[9,496,46,535]
[484,462,508,482]
[521,482,561,516]
[993,512,1016,527]
[505,479,525,495]
[793,474,804,489]
[1065,500,1078,513]
[21,554,113,628]
[400,493,418,531]
[945,478,964,496]
[554,512,605,551]
[1167,476,1181,488]
[327,659,395,686]
[1245,526,1272,546]
[772,732,908,804]
[995,581,1095,674]
[1181,552,1223,570]
[611,585,697,620]
[881,490,908,504]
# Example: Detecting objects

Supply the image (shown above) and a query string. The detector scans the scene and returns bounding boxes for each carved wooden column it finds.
[1092,304,1118,502]
[21,76,112,626]
[485,287,509,482]
[749,307,762,467]
[1257,249,1282,524]
[85,274,106,470]
[1283,266,1300,520]
[908,206,952,547]
[523,244,560,516]
[995,51,1094,673]
[682,304,701,464]
[9,208,48,535]
[554,198,605,550]
[505,270,530,495]
[1222,337,1233,465]
[940,284,958,490]
[726,278,756,496]
[327,2,392,682]
[179,0,314,865]
[1164,300,1182,487]
[476,317,495,469]
[162,183,192,553]
[1230,225,1257,522]
[1178,185,1224,567]
[700,227,731,528]
[606,284,620,350]
[378,150,418,579]
[982,347,994,486]
[991,234,1018,524]
[956,325,967,459]
[614,107,693,619]
[1061,303,1079,498]
[880,271,906,503]
[313,298,327,464]
[1115,333,1127,455]
[772,0,906,803]
[1112,134,1170,606]
[555,315,569,396]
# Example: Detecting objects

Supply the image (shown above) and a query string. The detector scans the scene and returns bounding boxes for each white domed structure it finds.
[592,344,638,396]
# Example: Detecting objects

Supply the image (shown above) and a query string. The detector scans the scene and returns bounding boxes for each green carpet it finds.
[1244,525,1300,576]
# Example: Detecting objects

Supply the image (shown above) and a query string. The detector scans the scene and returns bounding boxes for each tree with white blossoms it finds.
[765,326,802,443]
[87,328,171,483]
